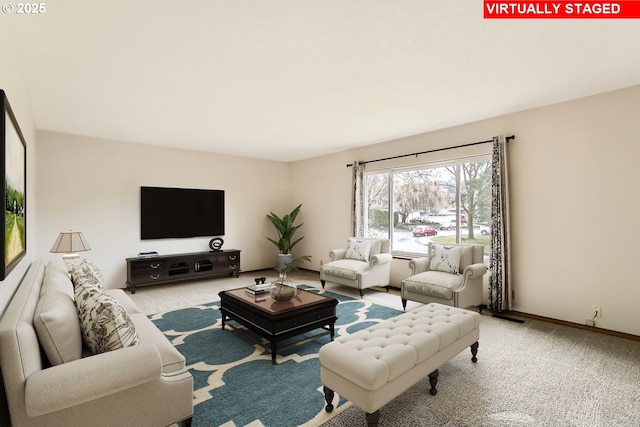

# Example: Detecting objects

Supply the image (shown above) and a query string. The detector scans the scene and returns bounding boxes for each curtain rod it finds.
[346,135,515,167]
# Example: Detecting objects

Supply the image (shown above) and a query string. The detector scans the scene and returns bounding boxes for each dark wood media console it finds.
[125,250,240,293]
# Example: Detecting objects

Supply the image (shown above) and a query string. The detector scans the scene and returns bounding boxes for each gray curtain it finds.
[351,161,365,237]
[489,136,512,312]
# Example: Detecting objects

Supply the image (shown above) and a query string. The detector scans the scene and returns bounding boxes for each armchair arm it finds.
[462,262,488,280]
[26,344,163,417]
[329,249,347,261]
[408,257,430,275]
[370,253,392,266]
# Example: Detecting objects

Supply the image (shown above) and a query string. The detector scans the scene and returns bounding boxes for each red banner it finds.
[484,1,640,18]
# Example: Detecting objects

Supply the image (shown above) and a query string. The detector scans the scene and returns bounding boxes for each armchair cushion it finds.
[369,239,383,256]
[459,245,474,273]
[428,244,463,274]
[403,271,463,300]
[345,238,371,262]
[321,259,370,281]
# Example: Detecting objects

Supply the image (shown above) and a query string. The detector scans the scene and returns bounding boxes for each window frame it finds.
[364,153,492,258]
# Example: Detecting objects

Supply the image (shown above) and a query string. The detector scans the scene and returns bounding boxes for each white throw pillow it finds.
[345,238,371,262]
[74,284,139,354]
[429,244,463,274]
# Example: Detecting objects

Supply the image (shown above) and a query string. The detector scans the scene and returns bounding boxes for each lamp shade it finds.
[50,231,91,254]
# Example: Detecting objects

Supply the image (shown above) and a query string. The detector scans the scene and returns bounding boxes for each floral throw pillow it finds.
[74,284,139,354]
[428,244,463,274]
[70,259,104,290]
[345,238,372,262]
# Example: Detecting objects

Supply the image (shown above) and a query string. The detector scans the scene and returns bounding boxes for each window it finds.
[364,156,492,258]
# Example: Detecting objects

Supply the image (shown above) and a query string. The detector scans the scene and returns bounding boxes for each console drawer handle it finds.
[229,265,237,269]
[150,264,160,269]
[229,256,237,261]
[150,274,160,280]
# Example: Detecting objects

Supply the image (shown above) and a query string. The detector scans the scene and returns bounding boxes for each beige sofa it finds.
[0,260,193,427]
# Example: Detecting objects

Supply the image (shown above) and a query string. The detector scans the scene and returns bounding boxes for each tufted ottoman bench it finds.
[319,303,481,426]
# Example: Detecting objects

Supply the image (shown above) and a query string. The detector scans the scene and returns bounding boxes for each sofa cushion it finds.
[403,271,464,300]
[33,262,83,365]
[46,260,71,280]
[70,259,104,289]
[345,238,371,262]
[106,289,186,373]
[428,244,462,274]
[129,312,187,373]
[74,284,139,354]
[105,289,143,315]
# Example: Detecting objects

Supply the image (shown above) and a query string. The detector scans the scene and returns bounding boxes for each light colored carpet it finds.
[127,268,415,315]
[128,270,640,426]
[322,311,640,427]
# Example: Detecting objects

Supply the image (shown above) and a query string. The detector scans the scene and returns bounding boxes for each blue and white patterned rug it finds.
[149,285,403,427]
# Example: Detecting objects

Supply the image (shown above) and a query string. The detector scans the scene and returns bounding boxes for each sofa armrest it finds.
[408,257,429,275]
[329,249,347,261]
[370,253,392,266]
[25,343,162,417]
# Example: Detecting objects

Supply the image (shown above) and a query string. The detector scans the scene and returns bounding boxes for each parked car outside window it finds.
[439,223,456,231]
[412,226,438,237]
[461,225,491,235]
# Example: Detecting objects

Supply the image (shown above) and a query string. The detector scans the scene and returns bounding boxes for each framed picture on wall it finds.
[1,90,27,280]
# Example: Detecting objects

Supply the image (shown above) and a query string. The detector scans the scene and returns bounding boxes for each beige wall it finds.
[292,84,640,336]
[0,21,38,318]
[35,132,291,288]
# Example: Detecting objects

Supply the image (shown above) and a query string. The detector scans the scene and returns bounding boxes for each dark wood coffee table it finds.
[219,287,338,364]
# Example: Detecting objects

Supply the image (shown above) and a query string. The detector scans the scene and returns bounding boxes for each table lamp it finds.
[50,231,91,269]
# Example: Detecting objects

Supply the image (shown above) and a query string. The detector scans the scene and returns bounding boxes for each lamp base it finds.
[61,253,81,273]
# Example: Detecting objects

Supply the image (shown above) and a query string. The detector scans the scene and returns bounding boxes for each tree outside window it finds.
[364,157,491,258]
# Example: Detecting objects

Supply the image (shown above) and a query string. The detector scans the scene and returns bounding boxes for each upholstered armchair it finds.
[401,242,487,311]
[320,238,392,297]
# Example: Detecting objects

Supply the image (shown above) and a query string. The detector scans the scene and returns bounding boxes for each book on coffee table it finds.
[245,283,271,295]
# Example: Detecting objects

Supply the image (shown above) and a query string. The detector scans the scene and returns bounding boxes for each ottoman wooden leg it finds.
[470,341,479,363]
[323,386,334,412]
[366,410,380,427]
[428,369,439,395]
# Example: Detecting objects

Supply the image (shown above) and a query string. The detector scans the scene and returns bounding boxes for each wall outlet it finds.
[592,305,602,318]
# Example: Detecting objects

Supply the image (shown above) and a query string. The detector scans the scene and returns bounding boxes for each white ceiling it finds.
[9,1,640,161]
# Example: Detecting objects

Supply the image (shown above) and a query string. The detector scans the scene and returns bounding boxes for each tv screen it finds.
[140,186,225,240]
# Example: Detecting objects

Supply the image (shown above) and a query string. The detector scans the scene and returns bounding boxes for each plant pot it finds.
[276,253,294,271]
[270,273,297,301]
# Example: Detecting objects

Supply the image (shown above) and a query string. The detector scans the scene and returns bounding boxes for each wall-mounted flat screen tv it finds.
[140,186,224,240]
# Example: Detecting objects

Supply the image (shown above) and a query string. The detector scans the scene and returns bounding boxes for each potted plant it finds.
[275,255,312,275]
[270,255,312,301]
[266,203,307,270]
